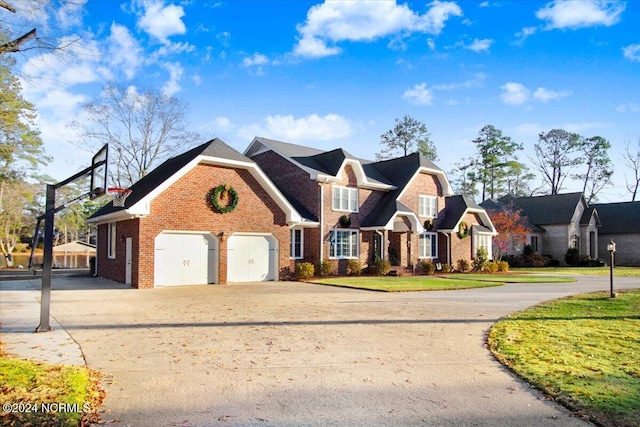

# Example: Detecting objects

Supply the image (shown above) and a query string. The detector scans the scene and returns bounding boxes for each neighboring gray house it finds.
[592,201,640,266]
[482,193,600,265]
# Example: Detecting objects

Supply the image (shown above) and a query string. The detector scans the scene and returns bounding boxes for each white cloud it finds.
[156,41,196,56]
[243,53,269,67]
[433,73,485,90]
[533,87,571,102]
[137,1,187,44]
[108,23,143,79]
[38,90,87,117]
[239,114,352,141]
[500,82,530,105]
[616,102,640,113]
[56,0,87,29]
[536,0,625,30]
[623,44,640,62]
[562,121,607,133]
[465,38,493,52]
[161,62,183,97]
[293,0,462,58]
[427,38,436,50]
[403,83,433,105]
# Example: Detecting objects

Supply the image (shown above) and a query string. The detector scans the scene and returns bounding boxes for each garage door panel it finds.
[154,232,218,287]
[227,234,276,283]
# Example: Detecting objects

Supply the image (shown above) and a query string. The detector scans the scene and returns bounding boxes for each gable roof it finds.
[438,195,496,234]
[500,192,587,226]
[87,138,312,225]
[592,201,640,234]
[247,137,456,231]
[479,198,545,233]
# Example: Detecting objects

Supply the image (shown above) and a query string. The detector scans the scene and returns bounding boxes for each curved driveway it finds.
[5,275,640,426]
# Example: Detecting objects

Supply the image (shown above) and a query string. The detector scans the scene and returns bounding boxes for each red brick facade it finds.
[97,163,290,288]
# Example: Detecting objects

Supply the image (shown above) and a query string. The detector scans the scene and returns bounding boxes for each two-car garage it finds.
[153,231,277,286]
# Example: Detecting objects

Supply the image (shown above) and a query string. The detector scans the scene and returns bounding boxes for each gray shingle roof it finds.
[592,201,640,234]
[500,192,586,225]
[438,195,481,230]
[479,198,545,233]
[89,139,253,219]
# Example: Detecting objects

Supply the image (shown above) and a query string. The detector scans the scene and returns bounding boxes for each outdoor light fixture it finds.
[607,240,616,298]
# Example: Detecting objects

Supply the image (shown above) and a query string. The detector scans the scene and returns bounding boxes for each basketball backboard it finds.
[90,144,109,199]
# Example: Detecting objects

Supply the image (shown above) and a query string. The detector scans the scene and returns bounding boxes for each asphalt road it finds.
[3,275,639,426]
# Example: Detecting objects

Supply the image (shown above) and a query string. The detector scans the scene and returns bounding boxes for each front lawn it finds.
[0,345,104,427]
[310,273,575,292]
[513,266,640,277]
[488,290,640,427]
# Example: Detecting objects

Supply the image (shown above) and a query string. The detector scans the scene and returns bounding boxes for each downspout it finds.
[319,179,327,262]
[375,230,384,260]
[445,232,451,266]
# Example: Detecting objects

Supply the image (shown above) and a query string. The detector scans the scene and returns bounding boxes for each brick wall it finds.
[98,163,290,288]
[398,172,446,228]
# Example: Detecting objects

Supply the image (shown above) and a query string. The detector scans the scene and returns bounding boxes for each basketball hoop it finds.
[108,187,132,207]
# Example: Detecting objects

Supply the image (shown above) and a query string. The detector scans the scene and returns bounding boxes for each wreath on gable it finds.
[457,221,470,239]
[210,184,239,213]
[424,219,433,231]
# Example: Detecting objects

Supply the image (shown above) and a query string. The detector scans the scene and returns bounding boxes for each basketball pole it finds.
[36,184,56,332]
[35,145,108,333]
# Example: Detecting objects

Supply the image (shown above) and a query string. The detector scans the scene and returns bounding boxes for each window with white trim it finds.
[474,233,492,259]
[108,222,117,259]
[329,229,359,258]
[419,232,438,258]
[332,186,358,212]
[418,195,438,218]
[290,228,303,259]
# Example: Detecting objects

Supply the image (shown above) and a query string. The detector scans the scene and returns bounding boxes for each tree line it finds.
[376,117,640,205]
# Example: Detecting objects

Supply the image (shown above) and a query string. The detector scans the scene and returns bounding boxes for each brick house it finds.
[87,139,316,288]
[89,137,496,288]
[245,137,496,274]
[481,193,600,264]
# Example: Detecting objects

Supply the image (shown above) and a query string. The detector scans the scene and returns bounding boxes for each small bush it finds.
[523,244,535,257]
[456,258,470,272]
[472,248,489,272]
[319,260,333,277]
[565,248,580,266]
[441,263,452,273]
[497,260,510,272]
[372,258,391,276]
[346,259,362,276]
[419,259,436,275]
[486,261,499,273]
[546,259,560,267]
[295,262,314,280]
[526,253,546,267]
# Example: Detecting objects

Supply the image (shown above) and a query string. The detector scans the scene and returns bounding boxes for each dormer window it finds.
[418,195,437,218]
[332,186,358,212]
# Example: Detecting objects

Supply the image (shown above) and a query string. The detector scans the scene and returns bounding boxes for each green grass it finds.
[0,350,104,426]
[450,274,575,283]
[310,274,575,292]
[513,266,640,277]
[488,290,640,427]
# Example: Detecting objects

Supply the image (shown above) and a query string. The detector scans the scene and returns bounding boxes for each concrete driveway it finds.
[3,275,639,426]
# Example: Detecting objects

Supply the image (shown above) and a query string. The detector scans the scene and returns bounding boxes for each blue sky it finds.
[12,0,640,202]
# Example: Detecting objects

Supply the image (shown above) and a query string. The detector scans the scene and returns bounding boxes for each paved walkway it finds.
[1,275,638,426]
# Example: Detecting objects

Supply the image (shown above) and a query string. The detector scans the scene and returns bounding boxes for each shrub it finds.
[565,248,580,266]
[497,260,510,272]
[346,259,362,276]
[526,253,547,267]
[319,260,333,277]
[472,248,489,272]
[441,263,452,273]
[372,258,391,276]
[295,262,314,280]
[523,244,535,257]
[486,261,499,273]
[456,258,470,272]
[419,259,435,275]
[546,259,560,267]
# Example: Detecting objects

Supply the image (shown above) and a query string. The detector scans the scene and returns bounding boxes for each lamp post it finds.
[607,240,616,298]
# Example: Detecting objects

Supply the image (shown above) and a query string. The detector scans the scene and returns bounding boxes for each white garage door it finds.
[154,232,217,286]
[227,234,277,283]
